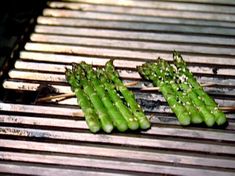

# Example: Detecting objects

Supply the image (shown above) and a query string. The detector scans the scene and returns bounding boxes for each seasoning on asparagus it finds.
[97,68,139,130]
[80,62,128,132]
[171,66,215,126]
[105,60,151,130]
[72,63,114,133]
[156,59,203,124]
[65,68,101,133]
[138,61,191,126]
[173,51,227,126]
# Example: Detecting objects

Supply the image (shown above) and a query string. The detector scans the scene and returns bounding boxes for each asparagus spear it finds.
[80,62,128,132]
[173,51,227,126]
[173,51,226,126]
[65,68,101,133]
[97,68,139,130]
[105,60,151,130]
[156,59,203,124]
[72,63,114,133]
[138,61,191,126]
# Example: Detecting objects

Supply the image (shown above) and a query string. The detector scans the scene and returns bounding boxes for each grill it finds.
[1,0,235,175]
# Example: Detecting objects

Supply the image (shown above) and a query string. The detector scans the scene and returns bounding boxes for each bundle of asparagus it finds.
[65,61,151,133]
[138,51,227,127]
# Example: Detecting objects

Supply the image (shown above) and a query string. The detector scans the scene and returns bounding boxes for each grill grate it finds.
[1,0,235,175]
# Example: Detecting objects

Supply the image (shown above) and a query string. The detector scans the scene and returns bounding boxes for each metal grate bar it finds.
[49,0,235,14]
[35,25,235,46]
[0,162,126,176]
[14,60,235,76]
[43,8,235,26]
[2,151,234,176]
[19,51,235,66]
[37,16,235,36]
[29,33,235,56]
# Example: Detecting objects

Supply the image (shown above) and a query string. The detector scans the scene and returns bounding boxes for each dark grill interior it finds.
[0,0,235,175]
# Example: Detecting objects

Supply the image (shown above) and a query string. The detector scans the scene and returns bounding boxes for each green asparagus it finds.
[105,60,151,130]
[72,63,114,133]
[80,62,128,132]
[138,61,191,126]
[173,51,227,126]
[97,69,139,130]
[156,59,203,124]
[65,68,101,133]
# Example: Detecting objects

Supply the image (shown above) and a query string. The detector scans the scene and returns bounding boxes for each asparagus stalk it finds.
[72,63,114,133]
[80,62,128,132]
[138,61,191,126]
[173,51,227,126]
[173,51,226,126]
[97,68,139,130]
[156,59,203,124]
[65,68,101,133]
[105,60,151,130]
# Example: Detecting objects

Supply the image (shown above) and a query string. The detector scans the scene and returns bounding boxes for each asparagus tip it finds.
[173,51,184,63]
[71,62,77,67]
[65,68,73,81]
[173,50,180,57]
[106,59,115,68]
[65,67,71,74]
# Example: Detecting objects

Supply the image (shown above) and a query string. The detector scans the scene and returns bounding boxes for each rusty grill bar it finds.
[0,0,235,175]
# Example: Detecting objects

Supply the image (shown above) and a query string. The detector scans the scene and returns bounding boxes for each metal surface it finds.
[0,0,235,175]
